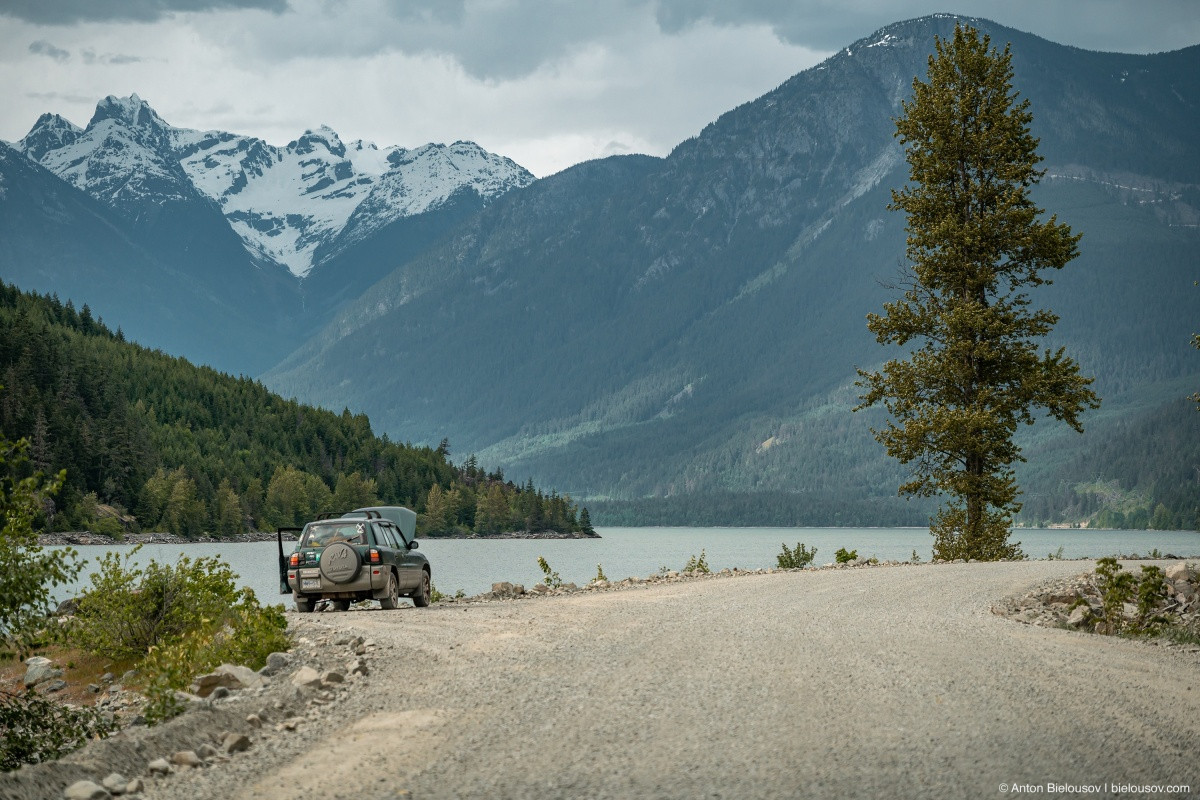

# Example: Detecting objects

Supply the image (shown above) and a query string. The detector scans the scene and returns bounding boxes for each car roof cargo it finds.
[347,506,417,540]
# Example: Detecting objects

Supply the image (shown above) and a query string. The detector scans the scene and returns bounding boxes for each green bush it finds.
[1094,557,1168,635]
[0,434,81,656]
[0,688,118,772]
[537,556,562,588]
[683,550,710,574]
[777,542,817,569]
[835,548,858,564]
[65,545,289,723]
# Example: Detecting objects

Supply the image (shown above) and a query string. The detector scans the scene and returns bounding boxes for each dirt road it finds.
[73,562,1200,798]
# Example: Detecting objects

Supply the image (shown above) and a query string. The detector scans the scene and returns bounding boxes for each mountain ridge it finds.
[17,94,536,279]
[261,15,1200,526]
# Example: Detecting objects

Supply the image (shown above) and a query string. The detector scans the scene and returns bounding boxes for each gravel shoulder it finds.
[8,560,1200,800]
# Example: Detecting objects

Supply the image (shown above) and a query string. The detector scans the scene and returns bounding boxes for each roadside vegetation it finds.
[0,418,289,769]
[66,546,289,723]
[777,542,817,569]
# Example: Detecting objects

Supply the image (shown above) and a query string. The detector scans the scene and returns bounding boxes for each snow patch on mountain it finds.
[24,96,196,212]
[335,141,535,252]
[18,95,537,278]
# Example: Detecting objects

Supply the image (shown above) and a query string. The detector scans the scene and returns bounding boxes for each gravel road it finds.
[120,561,1200,798]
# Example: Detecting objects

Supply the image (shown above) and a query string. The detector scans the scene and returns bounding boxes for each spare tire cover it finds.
[320,542,361,584]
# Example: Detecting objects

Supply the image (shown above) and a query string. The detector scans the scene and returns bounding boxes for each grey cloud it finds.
[381,0,645,80]
[81,48,145,65]
[228,0,649,81]
[651,0,1200,55]
[0,0,287,25]
[28,40,70,62]
[24,91,95,103]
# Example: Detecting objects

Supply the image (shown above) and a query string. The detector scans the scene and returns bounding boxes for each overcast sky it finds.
[2,1,1197,177]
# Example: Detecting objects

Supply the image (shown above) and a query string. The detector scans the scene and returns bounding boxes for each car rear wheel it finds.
[379,571,400,610]
[412,569,432,608]
[295,596,314,613]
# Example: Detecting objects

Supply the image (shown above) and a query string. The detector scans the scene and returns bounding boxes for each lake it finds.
[55,526,1200,607]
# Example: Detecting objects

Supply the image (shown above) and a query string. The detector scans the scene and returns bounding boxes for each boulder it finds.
[125,779,143,795]
[55,597,80,616]
[146,758,172,775]
[1067,605,1090,627]
[24,656,62,688]
[170,750,204,768]
[291,666,323,689]
[63,780,109,800]
[246,713,263,729]
[1165,562,1194,582]
[192,663,266,697]
[101,773,128,795]
[44,679,68,693]
[259,652,291,676]
[197,743,219,760]
[321,670,345,684]
[222,732,252,754]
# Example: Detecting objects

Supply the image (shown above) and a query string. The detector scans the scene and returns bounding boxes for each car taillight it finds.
[289,553,299,567]
[369,549,381,564]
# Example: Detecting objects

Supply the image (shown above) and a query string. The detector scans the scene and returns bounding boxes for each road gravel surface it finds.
[69,562,1200,798]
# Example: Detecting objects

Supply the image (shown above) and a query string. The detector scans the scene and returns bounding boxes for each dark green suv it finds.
[279,506,431,612]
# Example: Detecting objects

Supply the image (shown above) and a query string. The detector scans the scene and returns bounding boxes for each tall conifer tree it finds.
[856,24,1099,560]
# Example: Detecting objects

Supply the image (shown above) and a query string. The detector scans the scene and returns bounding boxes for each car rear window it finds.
[301,521,366,548]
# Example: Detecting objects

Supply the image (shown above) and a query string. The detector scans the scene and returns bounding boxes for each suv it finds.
[278,506,431,612]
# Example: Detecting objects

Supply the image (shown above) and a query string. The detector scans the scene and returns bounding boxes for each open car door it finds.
[277,527,302,594]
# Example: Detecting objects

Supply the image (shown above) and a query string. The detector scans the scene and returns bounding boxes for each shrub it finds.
[1095,556,1135,635]
[0,688,118,772]
[0,434,80,656]
[777,542,817,569]
[595,563,607,582]
[683,550,710,574]
[1093,557,1168,635]
[66,546,289,723]
[537,556,562,588]
[835,548,859,564]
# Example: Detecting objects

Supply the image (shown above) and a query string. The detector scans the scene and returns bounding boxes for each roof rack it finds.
[314,510,383,521]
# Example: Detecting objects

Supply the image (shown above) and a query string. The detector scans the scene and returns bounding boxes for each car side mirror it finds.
[408,540,419,550]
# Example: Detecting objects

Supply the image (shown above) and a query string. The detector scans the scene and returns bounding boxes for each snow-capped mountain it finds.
[28,95,202,215]
[18,95,536,278]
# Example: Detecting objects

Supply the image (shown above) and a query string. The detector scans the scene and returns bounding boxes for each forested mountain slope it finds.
[0,282,586,537]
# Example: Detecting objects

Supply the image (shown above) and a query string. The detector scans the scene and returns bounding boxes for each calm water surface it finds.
[58,526,1200,607]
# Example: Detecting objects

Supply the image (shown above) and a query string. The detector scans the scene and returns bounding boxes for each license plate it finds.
[301,578,321,591]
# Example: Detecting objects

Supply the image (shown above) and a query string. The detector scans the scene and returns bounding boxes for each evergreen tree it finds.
[331,471,379,512]
[856,24,1100,561]
[422,483,449,534]
[213,478,244,537]
[474,483,509,535]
